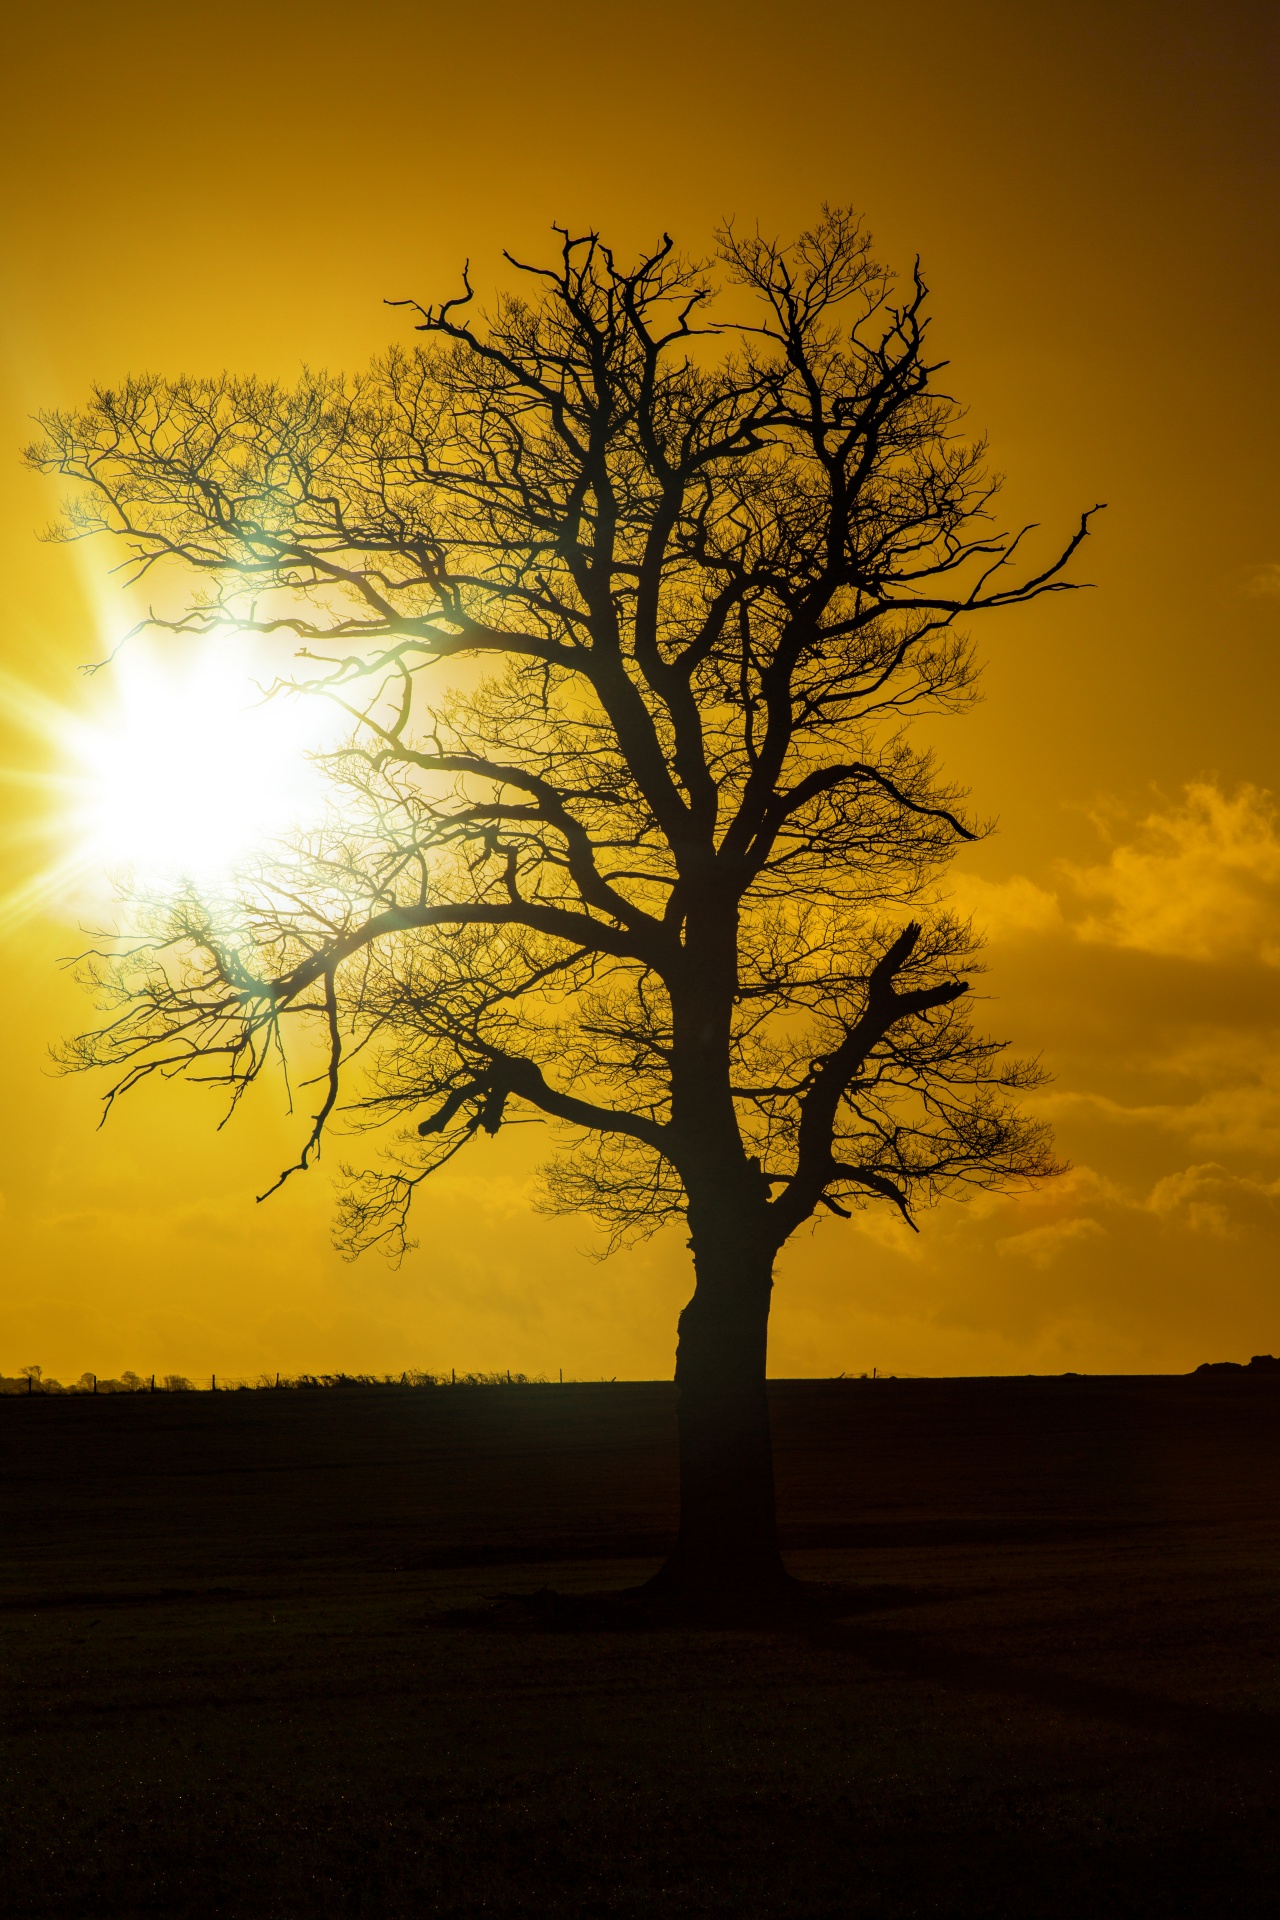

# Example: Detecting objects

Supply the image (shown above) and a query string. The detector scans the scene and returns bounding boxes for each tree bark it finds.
[651,1202,789,1599]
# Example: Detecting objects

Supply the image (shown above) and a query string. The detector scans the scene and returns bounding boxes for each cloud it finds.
[1063,783,1280,965]
[1145,1162,1280,1237]
[1241,562,1280,597]
[997,1214,1105,1266]
[949,871,1063,941]
[1043,1056,1280,1161]
[956,784,1280,968]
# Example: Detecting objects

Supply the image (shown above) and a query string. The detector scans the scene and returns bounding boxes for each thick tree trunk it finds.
[651,1206,789,1600]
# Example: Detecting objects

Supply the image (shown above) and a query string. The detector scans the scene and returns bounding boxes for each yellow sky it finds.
[2,0,1278,1380]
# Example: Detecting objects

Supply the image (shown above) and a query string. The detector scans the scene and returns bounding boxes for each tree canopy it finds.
[32,212,1088,1274]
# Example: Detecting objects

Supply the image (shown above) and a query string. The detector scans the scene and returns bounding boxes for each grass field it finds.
[3,1376,1278,1916]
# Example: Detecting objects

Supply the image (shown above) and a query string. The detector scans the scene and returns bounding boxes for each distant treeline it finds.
[6,1359,1277,1395]
[0,1367,566,1395]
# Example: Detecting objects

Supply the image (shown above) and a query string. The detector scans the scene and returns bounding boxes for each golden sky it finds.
[2,0,1278,1380]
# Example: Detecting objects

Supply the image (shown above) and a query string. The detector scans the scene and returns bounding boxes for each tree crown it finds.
[30,212,1090,1256]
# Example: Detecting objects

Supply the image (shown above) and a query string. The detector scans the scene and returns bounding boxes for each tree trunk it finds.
[652,1208,789,1600]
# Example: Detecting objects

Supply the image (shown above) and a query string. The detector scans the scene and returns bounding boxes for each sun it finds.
[3,634,340,923]
[66,637,335,888]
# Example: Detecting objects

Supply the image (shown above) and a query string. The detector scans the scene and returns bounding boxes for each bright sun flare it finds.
[72,640,333,887]
[20,637,339,909]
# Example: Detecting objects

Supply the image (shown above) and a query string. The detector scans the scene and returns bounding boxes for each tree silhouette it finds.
[30,212,1093,1602]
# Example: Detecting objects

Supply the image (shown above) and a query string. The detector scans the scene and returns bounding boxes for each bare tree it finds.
[29,211,1093,1602]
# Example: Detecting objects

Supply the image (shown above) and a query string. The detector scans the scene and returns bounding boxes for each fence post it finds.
[212,1374,216,1392]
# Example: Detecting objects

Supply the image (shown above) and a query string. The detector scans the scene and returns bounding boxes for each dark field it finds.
[3,1376,1278,1917]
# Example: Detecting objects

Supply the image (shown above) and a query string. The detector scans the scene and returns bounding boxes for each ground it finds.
[3,1376,1278,1916]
